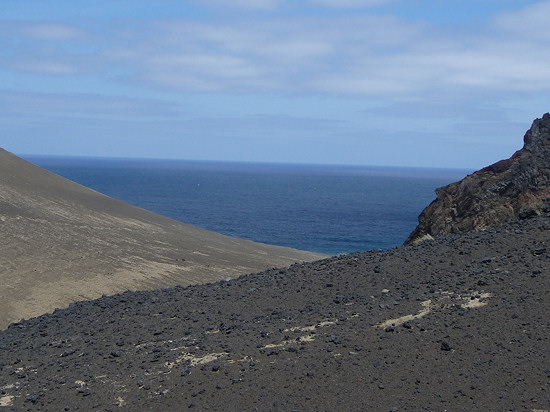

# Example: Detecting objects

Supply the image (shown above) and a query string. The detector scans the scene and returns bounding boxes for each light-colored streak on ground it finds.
[375,291,493,328]
[166,352,228,370]
[462,292,493,308]
[284,320,337,333]
[0,395,14,407]
[260,335,316,350]
[375,300,433,329]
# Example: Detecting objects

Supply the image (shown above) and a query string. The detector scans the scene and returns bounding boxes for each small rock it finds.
[25,393,42,404]
[329,335,342,345]
[519,207,538,220]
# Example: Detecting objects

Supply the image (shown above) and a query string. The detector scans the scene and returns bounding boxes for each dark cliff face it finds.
[405,113,550,244]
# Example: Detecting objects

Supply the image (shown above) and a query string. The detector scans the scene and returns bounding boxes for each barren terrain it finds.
[1,215,548,410]
[0,149,325,328]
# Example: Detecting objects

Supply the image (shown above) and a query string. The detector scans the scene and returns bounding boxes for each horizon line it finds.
[18,152,475,173]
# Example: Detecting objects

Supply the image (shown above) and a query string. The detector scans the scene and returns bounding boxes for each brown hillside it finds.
[0,149,325,329]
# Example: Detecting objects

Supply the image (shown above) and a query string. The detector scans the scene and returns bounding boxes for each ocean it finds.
[25,156,470,255]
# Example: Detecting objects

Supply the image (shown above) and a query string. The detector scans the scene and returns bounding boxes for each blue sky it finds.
[1,0,550,168]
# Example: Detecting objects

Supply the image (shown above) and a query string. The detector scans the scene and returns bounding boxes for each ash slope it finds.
[406,113,550,244]
[0,148,325,329]
[1,216,549,411]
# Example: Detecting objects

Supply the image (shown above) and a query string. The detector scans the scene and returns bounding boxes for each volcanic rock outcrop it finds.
[0,149,325,329]
[406,113,550,244]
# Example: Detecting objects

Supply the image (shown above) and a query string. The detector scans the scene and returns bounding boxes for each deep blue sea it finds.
[25,156,470,255]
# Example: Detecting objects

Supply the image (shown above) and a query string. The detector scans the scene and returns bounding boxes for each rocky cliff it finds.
[405,113,550,244]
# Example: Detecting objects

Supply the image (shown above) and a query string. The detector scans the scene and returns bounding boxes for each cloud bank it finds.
[1,0,549,168]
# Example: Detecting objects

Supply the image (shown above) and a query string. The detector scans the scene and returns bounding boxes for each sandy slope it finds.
[0,149,326,329]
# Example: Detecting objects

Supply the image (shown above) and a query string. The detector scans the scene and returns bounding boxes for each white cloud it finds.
[0,91,180,121]
[308,0,396,8]
[196,0,396,10]
[2,2,550,98]
[4,57,77,74]
[101,15,426,93]
[0,21,84,40]
[23,22,84,40]
[191,0,284,10]
[494,0,550,40]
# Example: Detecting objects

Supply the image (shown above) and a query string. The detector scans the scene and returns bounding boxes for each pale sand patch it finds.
[284,320,336,333]
[260,335,316,350]
[375,300,433,329]
[462,292,493,308]
[183,352,226,367]
[161,320,334,372]
[166,352,227,369]
[0,395,14,407]
[140,316,345,379]
[300,335,315,343]
[0,384,15,391]
[375,291,493,328]
[227,355,254,364]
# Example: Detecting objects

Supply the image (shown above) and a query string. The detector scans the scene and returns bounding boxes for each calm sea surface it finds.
[25,156,470,255]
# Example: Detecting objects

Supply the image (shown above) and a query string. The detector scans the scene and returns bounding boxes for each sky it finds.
[1,0,550,169]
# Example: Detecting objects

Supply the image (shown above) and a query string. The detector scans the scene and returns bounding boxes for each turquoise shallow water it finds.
[26,156,470,255]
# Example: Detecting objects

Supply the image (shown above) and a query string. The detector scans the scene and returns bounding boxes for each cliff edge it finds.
[405,113,550,244]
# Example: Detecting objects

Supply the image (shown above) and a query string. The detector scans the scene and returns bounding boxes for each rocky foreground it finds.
[1,214,549,411]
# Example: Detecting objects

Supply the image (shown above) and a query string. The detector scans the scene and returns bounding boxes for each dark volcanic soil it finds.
[1,216,549,411]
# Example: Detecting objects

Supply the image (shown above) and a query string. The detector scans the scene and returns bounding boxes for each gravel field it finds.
[1,215,549,411]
